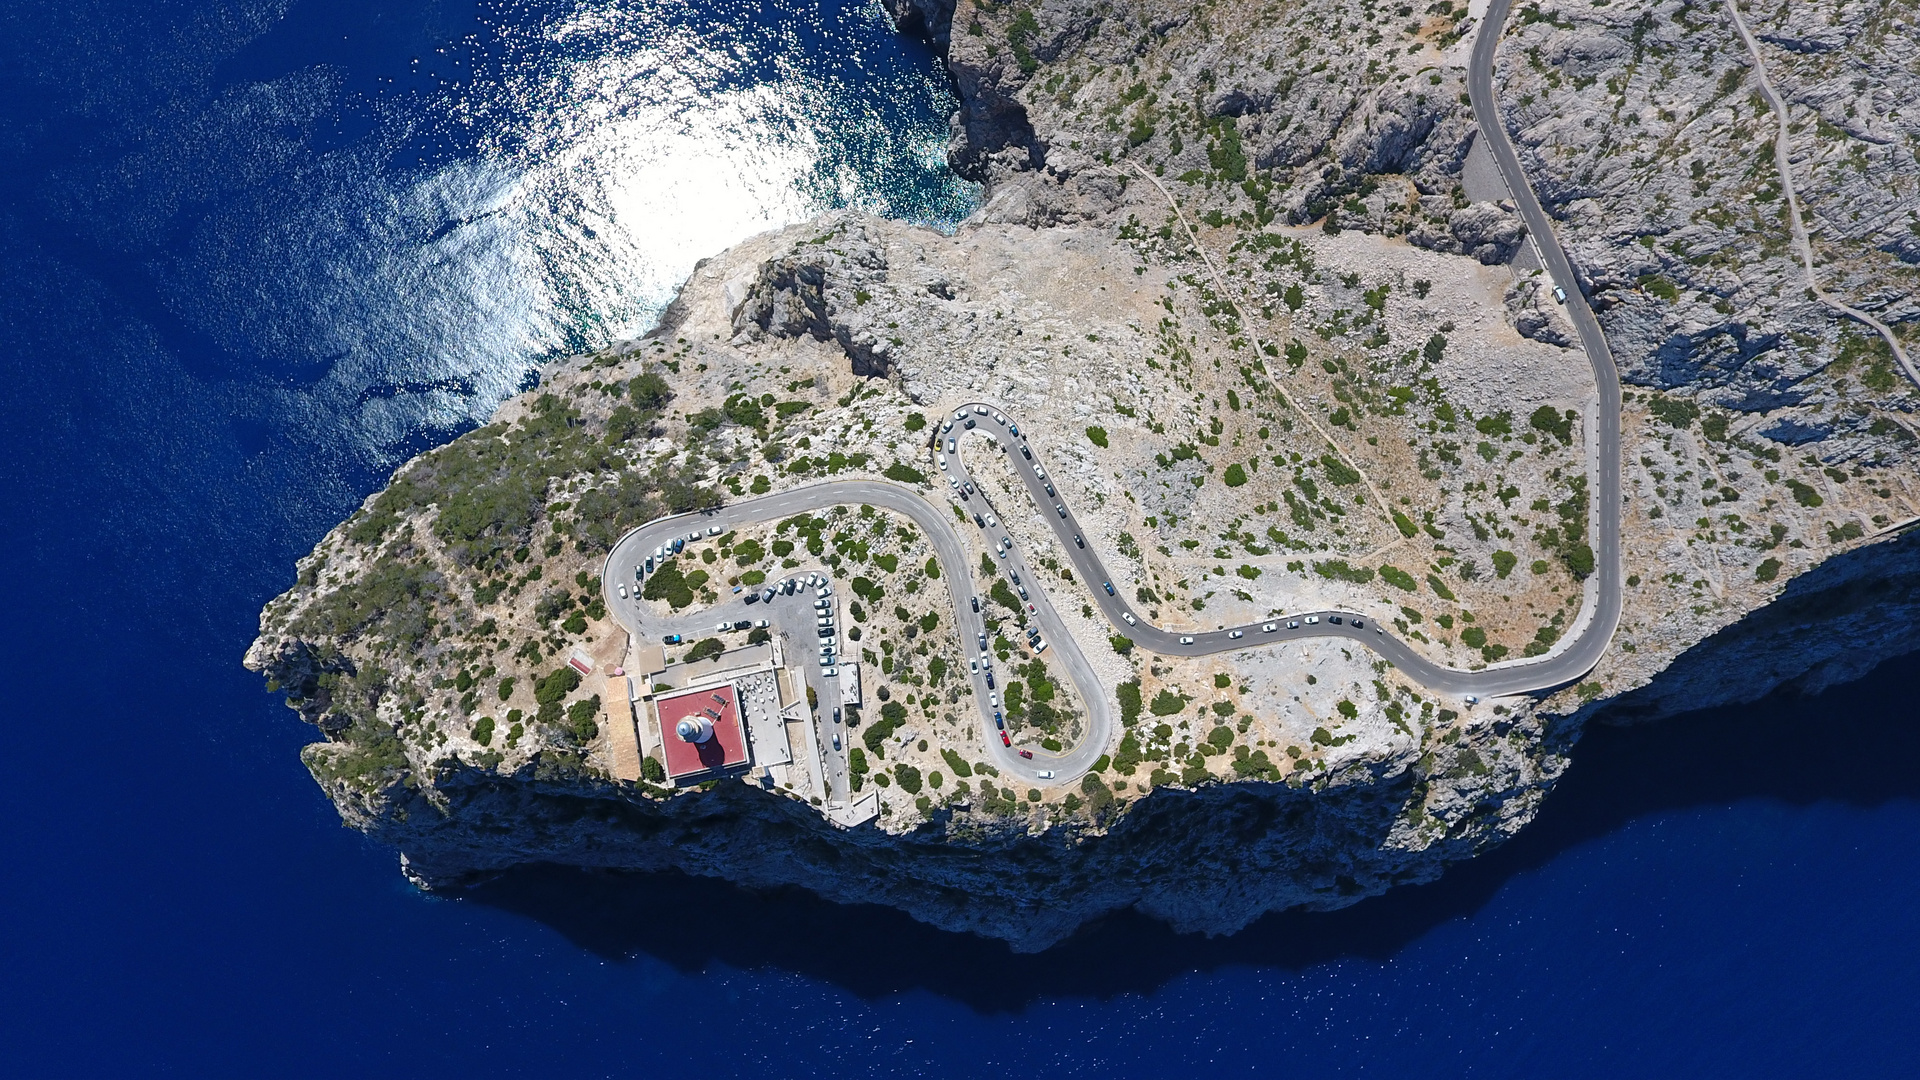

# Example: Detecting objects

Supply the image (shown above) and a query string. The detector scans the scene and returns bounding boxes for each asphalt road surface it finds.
[596,2,1626,789]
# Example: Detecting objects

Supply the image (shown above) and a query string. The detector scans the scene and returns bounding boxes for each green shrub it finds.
[1319,455,1361,486]
[642,558,696,608]
[1086,426,1109,448]
[1475,411,1513,437]
[471,716,495,746]
[1150,689,1187,715]
[883,462,926,484]
[1110,634,1134,655]
[1648,396,1700,429]
[894,763,923,794]
[940,749,972,777]
[1313,559,1375,583]
[1117,680,1142,726]
[1392,509,1419,538]
[1206,726,1234,749]
[498,677,516,701]
[684,637,725,663]
[641,756,665,782]
[534,666,581,706]
[1223,463,1248,486]
[565,696,600,743]
[1379,566,1418,591]
[1426,574,1457,600]
[1786,479,1822,507]
[1530,406,1575,444]
[904,413,926,432]
[1460,626,1488,648]
[1336,699,1358,719]
[1755,557,1782,583]
[1491,550,1518,578]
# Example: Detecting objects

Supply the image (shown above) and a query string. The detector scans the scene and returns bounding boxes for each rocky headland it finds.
[248,0,1920,950]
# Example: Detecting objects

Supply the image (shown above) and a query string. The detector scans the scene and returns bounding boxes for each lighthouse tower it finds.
[675,716,715,744]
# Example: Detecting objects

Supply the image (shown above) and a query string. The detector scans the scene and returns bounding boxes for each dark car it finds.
[1021,445,1032,460]
[1102,581,1116,596]
[744,592,759,605]
[663,634,683,644]
[1055,505,1066,518]
[970,596,980,612]
[985,670,995,689]
[994,713,1005,729]
[1329,616,1343,625]
[1044,482,1055,496]
[974,513,985,527]
[734,620,752,631]
[1073,534,1084,548]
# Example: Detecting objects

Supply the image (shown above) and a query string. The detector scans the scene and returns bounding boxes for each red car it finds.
[1000,731,1011,746]
[1018,749,1033,759]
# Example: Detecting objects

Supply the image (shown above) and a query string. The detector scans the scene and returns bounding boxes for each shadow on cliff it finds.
[460,649,1920,1010]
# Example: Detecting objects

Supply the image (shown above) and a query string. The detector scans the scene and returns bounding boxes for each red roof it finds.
[655,683,748,780]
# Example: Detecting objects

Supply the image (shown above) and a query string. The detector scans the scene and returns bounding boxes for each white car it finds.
[1305,616,1319,625]
[990,692,999,707]
[986,514,997,528]
[823,666,837,677]
[817,586,832,598]
[1179,635,1194,644]
[717,621,731,631]
[954,407,969,420]
[1228,630,1243,639]
[970,659,980,673]
[1122,612,1137,626]
[973,405,988,415]
[756,619,769,628]
[707,525,722,536]
[1037,770,1055,780]
[946,437,956,453]
[937,452,948,469]
[617,585,628,599]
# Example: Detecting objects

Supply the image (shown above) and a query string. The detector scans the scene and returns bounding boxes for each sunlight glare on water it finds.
[257,0,972,481]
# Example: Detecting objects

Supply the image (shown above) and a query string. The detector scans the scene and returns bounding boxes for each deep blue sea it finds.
[2,1,1916,1074]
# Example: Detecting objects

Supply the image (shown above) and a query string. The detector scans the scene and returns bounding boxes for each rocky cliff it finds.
[247,0,1920,950]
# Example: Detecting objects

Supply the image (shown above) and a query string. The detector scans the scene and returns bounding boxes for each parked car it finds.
[1552,285,1568,304]
[995,713,1005,730]
[734,620,752,631]
[974,513,985,527]
[755,619,769,628]
[1018,749,1034,759]
[663,634,683,644]
[743,592,758,604]
[1001,731,1011,746]
[1037,770,1055,780]
[1305,616,1319,625]
[1328,616,1343,625]
[717,621,732,631]
[985,669,995,689]
[832,733,841,750]
[1034,639,1047,654]
[978,632,989,650]
[822,666,837,677]
[970,659,980,673]
[1021,445,1032,459]
[1262,622,1277,633]
[937,452,947,469]
[1352,620,1365,629]
[1287,621,1299,629]
[986,514,998,528]
[762,588,777,603]
[617,585,628,599]
[946,437,956,453]
[832,707,841,723]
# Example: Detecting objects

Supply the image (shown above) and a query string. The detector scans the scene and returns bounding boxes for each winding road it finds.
[598,2,1625,790]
